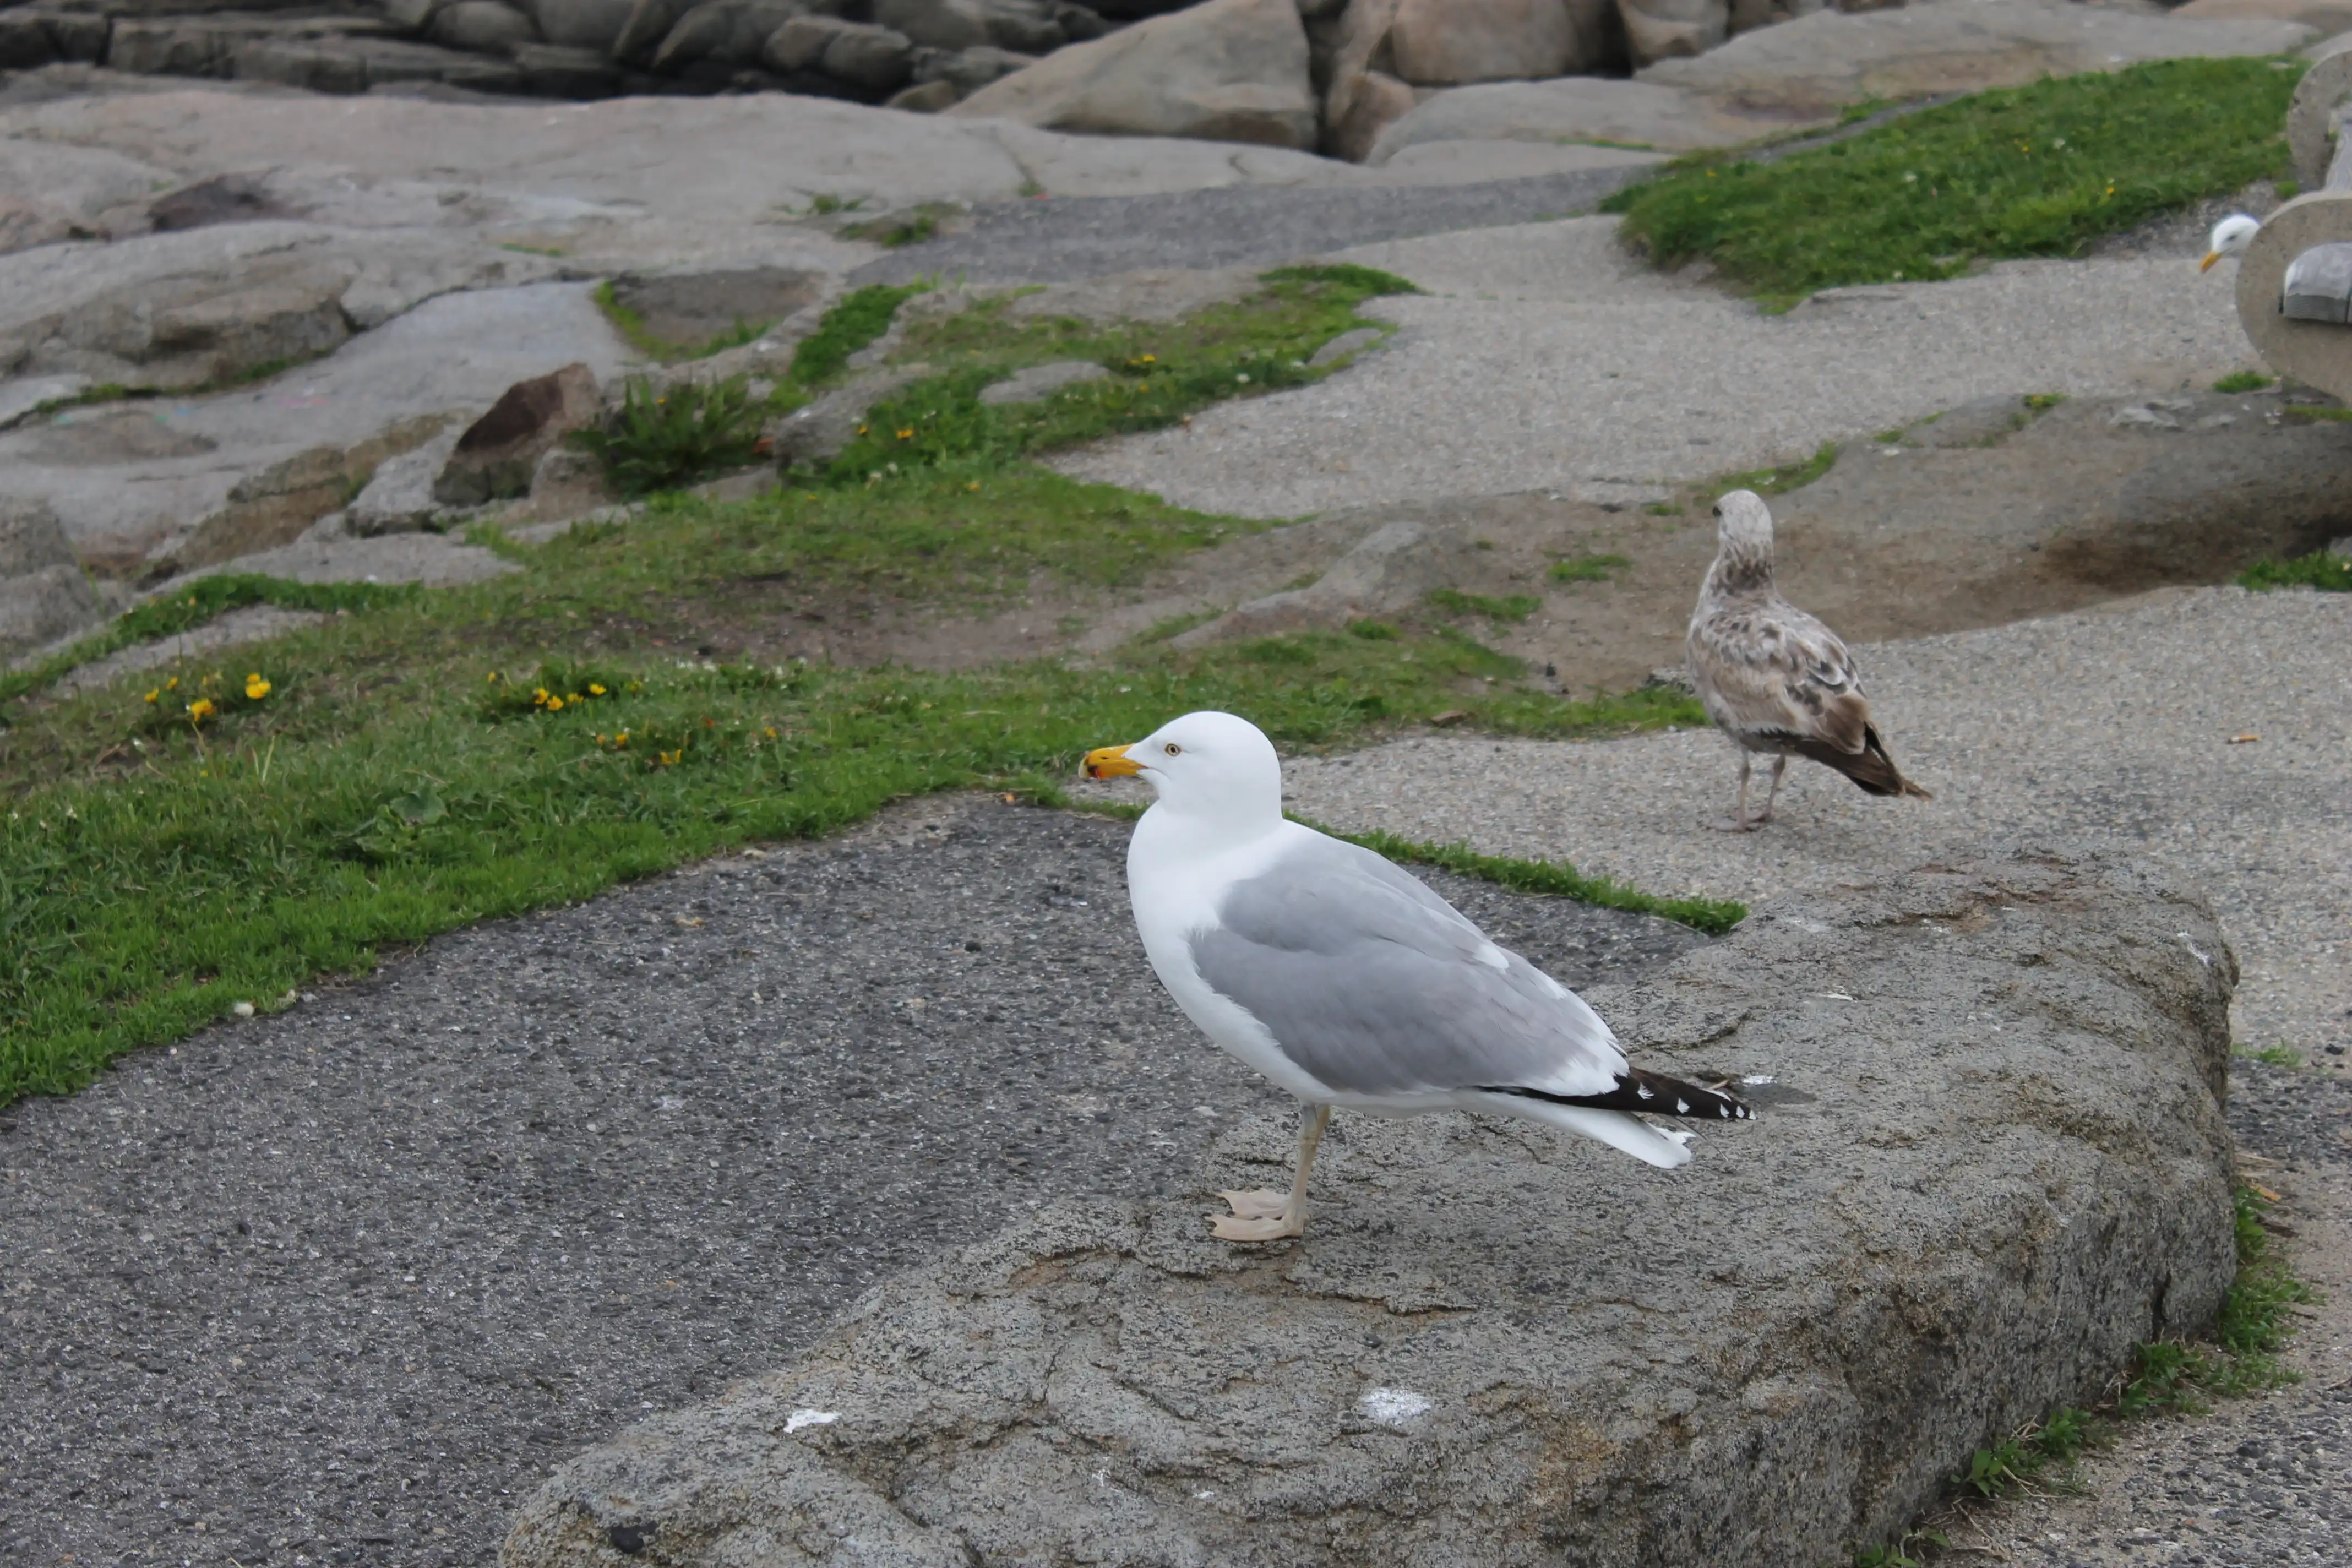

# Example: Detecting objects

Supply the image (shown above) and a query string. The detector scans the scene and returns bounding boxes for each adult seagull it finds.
[1687,489,1931,830]
[1082,711,1749,1243]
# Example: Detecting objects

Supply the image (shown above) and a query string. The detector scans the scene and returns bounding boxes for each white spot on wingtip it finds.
[785,1408,840,1434]
[1636,1084,1654,1100]
[1357,1387,1432,1427]
[1675,1098,1690,1114]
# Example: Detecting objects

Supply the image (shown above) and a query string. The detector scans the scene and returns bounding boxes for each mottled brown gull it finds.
[1082,710,1749,1243]
[1686,489,1931,832]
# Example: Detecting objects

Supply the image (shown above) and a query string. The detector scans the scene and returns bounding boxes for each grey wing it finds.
[1189,834,1625,1099]
[1690,598,1871,752]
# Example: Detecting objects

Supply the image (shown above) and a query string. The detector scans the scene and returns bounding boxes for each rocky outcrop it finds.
[433,362,602,507]
[0,497,104,654]
[503,847,2241,1568]
[1619,0,1728,68]
[950,0,1319,150]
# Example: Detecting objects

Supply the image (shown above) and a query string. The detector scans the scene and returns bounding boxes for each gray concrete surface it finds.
[1055,217,2269,516]
[0,795,1705,1568]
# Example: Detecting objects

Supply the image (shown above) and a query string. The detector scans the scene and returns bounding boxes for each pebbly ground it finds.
[0,793,1706,1568]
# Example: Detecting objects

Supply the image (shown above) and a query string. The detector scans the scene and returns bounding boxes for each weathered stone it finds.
[908,40,1036,94]
[526,0,638,50]
[1893,393,2051,450]
[383,0,453,33]
[766,365,925,470]
[1174,517,1458,643]
[1619,0,1725,66]
[651,0,804,69]
[1389,0,1581,84]
[509,41,624,92]
[1366,74,1821,162]
[433,362,602,506]
[2286,31,2352,192]
[885,77,960,110]
[821,20,916,91]
[976,358,1108,405]
[0,137,175,258]
[503,847,2240,1568]
[1638,0,2317,118]
[611,0,690,61]
[877,0,1067,53]
[763,10,851,67]
[0,494,83,578]
[951,0,1318,151]
[346,424,465,536]
[166,411,454,573]
[1324,66,1414,162]
[429,0,540,51]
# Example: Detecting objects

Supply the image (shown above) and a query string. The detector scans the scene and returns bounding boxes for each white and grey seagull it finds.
[1687,488,1931,831]
[1083,711,1749,1243]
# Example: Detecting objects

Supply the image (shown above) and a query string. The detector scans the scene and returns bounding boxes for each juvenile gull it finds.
[1686,489,1931,831]
[1082,711,1749,1243]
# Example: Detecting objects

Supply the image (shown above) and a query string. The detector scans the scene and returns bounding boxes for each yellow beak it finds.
[1083,743,1142,780]
[2199,251,2222,273]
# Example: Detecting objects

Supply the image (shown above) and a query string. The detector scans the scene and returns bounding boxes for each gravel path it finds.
[1276,585,2352,1061]
[1055,217,2262,517]
[0,795,1703,1568]
[845,165,1651,287]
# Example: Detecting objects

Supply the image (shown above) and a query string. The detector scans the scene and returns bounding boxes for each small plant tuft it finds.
[1427,587,1541,623]
[2212,370,2275,394]
[2239,551,2352,592]
[573,377,764,498]
[1717,443,1838,497]
[787,283,924,387]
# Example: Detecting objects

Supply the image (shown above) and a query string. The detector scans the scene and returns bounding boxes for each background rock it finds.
[433,362,602,507]
[878,0,1070,53]
[526,0,637,50]
[1619,0,1727,66]
[976,357,1108,404]
[0,496,103,654]
[429,1,540,53]
[503,847,2241,1568]
[952,0,1318,150]
[1389,0,1583,83]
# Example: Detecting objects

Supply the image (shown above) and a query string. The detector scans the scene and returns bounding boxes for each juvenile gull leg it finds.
[1711,752,1760,833]
[1752,754,1789,825]
[1215,1102,1331,1242]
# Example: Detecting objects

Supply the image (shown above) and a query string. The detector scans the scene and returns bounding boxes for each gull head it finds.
[2202,213,2259,272]
[1084,710,1283,827]
[1713,488,1774,553]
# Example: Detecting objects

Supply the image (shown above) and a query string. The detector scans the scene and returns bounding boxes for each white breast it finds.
[1126,814,1335,1101]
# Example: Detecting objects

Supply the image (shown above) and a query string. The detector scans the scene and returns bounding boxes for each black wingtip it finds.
[1490,1068,1754,1121]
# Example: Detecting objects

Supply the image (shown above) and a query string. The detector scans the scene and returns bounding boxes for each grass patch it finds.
[2282,404,2352,424]
[1715,442,1838,498]
[1425,587,1541,623]
[2120,1186,2316,1412]
[1319,826,1744,935]
[1603,57,2304,299]
[2212,371,2275,394]
[1549,552,1632,584]
[789,282,925,388]
[807,264,1420,485]
[2239,551,2352,592]
[2235,1042,2304,1068]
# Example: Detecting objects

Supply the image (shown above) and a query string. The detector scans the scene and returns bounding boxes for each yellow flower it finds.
[856,423,869,435]
[588,683,607,696]
[187,698,217,722]
[532,687,549,705]
[566,693,582,705]
[896,427,913,440]
[967,481,981,492]
[144,688,160,704]
[764,727,777,738]
[614,731,630,747]
[487,671,500,683]
[244,676,271,700]
[659,749,680,766]
[165,677,178,691]
[546,695,564,711]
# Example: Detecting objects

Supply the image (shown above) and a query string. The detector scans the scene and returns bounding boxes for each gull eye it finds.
[1163,743,1181,756]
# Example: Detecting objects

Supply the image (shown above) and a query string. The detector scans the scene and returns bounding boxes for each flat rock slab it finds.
[849,166,1651,286]
[0,797,1704,1568]
[506,847,2240,1568]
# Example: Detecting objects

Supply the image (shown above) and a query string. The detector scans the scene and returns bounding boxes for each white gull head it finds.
[1084,710,1283,840]
[2203,213,2259,273]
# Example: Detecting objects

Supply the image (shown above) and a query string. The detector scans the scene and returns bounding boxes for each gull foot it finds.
[1709,814,1765,833]
[1216,1188,1290,1220]
[1211,1211,1305,1242]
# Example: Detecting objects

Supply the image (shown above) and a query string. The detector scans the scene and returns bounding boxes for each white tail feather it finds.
[1474,1092,1694,1169]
